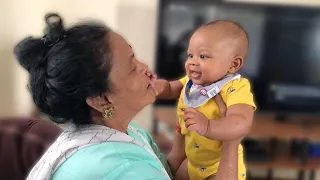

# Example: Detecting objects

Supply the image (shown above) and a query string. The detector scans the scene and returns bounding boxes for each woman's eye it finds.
[188,54,193,58]
[200,55,208,59]
[132,66,137,71]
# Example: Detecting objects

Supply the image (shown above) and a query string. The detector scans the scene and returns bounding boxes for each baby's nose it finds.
[189,59,199,66]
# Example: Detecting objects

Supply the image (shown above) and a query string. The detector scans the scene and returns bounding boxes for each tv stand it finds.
[275,114,287,123]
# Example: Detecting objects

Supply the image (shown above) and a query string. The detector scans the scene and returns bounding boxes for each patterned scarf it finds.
[183,74,241,107]
[26,124,171,180]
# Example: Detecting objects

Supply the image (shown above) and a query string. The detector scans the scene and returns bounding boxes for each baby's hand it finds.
[184,108,209,136]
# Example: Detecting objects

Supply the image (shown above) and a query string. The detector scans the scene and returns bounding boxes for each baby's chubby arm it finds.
[212,79,256,141]
[205,79,256,141]
[184,104,254,141]
[205,104,254,141]
[154,79,183,99]
[184,78,255,141]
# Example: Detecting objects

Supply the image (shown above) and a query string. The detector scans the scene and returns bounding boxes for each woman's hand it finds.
[213,94,227,117]
[215,137,243,180]
[212,94,241,180]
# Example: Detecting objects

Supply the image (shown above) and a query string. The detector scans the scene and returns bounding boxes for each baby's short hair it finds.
[205,20,249,58]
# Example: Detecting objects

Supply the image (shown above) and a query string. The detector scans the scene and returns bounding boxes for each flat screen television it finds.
[155,0,320,115]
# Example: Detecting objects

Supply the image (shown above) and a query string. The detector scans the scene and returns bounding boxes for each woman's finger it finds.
[213,94,227,117]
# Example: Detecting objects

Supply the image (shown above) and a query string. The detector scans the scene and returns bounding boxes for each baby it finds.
[156,20,256,180]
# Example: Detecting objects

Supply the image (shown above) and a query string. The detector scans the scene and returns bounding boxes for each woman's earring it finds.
[102,106,115,119]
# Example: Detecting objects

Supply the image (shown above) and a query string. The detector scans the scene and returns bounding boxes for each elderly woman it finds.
[14,13,241,180]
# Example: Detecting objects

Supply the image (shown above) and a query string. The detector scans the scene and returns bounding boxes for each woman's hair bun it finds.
[43,13,66,45]
[14,37,46,72]
[14,13,67,72]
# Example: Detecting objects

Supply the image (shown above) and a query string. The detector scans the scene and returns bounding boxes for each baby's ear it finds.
[228,56,243,74]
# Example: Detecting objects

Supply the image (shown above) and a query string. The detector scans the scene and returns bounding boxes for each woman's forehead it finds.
[108,33,133,76]
[110,33,131,54]
[109,33,132,63]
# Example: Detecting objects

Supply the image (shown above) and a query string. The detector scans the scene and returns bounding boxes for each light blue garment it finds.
[52,123,172,180]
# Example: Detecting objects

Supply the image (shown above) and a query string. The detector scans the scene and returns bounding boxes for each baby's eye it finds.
[188,54,193,58]
[200,55,208,59]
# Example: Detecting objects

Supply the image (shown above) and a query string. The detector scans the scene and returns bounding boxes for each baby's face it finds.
[185,27,235,86]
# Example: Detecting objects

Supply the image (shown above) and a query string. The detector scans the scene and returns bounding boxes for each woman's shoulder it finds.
[52,143,122,179]
[129,122,150,136]
[129,122,155,144]
[52,130,166,180]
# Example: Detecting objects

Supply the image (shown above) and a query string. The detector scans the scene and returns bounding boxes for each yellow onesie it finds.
[177,75,256,180]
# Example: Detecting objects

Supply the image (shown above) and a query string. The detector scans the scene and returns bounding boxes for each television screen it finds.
[155,0,320,114]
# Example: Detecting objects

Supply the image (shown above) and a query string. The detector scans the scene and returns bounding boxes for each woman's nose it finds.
[139,61,150,74]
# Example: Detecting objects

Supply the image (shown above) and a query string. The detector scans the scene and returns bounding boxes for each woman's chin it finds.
[148,92,156,104]
[146,90,156,104]
[136,97,155,112]
[136,91,156,110]
[150,96,156,104]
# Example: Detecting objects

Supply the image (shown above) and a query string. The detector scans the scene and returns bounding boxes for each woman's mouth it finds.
[147,71,157,89]
[148,78,155,89]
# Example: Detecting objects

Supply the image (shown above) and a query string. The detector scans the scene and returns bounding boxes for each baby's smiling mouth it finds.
[190,71,202,79]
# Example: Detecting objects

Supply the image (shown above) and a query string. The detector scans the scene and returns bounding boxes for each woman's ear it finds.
[228,56,243,74]
[86,95,110,113]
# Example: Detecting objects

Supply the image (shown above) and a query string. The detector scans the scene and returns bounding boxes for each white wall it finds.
[0,3,15,116]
